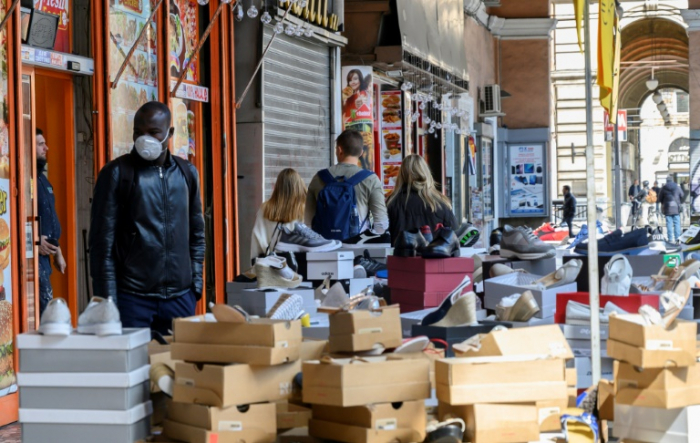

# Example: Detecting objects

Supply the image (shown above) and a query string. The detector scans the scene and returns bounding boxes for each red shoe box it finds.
[391,285,473,311]
[387,257,474,292]
[554,293,660,324]
[387,256,475,273]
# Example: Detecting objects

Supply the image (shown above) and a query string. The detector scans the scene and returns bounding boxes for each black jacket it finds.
[628,184,640,199]
[387,188,458,245]
[89,150,205,300]
[562,192,577,219]
[37,162,61,275]
[659,180,684,216]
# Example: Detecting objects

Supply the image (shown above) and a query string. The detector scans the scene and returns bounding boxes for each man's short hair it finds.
[134,101,172,127]
[36,128,43,136]
[336,130,364,157]
[563,185,571,193]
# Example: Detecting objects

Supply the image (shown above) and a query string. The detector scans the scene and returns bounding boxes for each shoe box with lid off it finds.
[227,285,317,318]
[554,293,660,324]
[484,272,577,319]
[327,305,402,353]
[387,256,474,311]
[563,254,668,292]
[16,328,152,443]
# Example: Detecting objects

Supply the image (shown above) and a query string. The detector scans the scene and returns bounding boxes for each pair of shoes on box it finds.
[394,225,461,258]
[39,296,122,337]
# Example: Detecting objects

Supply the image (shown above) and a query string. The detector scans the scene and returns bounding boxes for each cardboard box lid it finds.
[387,256,474,273]
[311,400,426,429]
[19,401,152,424]
[16,328,150,350]
[167,400,276,431]
[171,342,300,366]
[328,333,403,354]
[467,404,540,443]
[173,317,302,348]
[329,306,401,336]
[615,384,700,409]
[435,355,566,386]
[607,339,697,368]
[309,419,424,443]
[17,365,149,388]
[276,402,312,430]
[614,360,700,391]
[163,419,277,443]
[609,315,697,350]
[307,251,354,261]
[452,325,574,359]
[437,381,568,406]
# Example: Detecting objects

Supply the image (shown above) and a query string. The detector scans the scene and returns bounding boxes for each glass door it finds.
[20,70,39,331]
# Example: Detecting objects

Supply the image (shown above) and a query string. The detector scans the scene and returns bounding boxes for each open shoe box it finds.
[614,404,700,442]
[452,325,574,360]
[484,272,576,319]
[438,403,541,442]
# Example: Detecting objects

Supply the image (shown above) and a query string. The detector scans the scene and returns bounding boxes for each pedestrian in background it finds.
[659,174,684,243]
[651,180,661,217]
[628,179,641,219]
[562,185,577,238]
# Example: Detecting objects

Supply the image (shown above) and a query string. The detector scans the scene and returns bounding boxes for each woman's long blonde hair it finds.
[263,168,306,223]
[387,154,452,212]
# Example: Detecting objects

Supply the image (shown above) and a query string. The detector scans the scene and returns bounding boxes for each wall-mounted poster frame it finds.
[505,142,550,218]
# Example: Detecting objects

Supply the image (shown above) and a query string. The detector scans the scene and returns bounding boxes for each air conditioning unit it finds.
[483,85,502,114]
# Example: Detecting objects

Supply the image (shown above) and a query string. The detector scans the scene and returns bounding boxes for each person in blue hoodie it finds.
[659,175,684,243]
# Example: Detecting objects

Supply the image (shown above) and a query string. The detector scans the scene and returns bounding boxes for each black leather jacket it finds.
[89,150,205,300]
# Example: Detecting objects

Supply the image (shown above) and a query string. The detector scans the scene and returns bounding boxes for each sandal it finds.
[661,280,691,328]
[534,259,582,289]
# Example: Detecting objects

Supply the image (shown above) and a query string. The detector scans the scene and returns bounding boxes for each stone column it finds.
[681,9,700,219]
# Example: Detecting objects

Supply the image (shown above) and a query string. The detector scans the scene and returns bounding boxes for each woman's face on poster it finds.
[349,73,361,91]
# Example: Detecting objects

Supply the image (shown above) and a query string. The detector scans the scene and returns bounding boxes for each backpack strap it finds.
[317,169,337,185]
[344,169,374,187]
[172,155,195,198]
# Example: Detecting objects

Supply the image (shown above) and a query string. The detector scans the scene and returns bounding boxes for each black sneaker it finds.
[354,250,387,277]
[459,226,480,247]
[421,226,460,259]
[342,229,391,249]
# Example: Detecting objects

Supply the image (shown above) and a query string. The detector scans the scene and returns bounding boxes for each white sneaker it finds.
[601,254,633,296]
[39,298,72,336]
[77,297,122,336]
[266,294,304,320]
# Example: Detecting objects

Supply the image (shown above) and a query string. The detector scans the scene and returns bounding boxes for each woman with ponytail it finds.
[386,154,458,245]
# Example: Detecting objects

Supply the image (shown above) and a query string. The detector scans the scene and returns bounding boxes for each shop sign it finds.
[341,66,374,171]
[506,143,548,217]
[604,110,627,142]
[170,81,209,103]
[33,0,70,53]
[21,46,66,68]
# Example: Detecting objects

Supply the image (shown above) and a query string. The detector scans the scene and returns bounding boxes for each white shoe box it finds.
[614,404,700,442]
[302,313,330,340]
[484,273,577,319]
[559,323,610,340]
[342,247,392,264]
[225,281,258,294]
[571,356,614,389]
[17,329,150,373]
[18,365,150,411]
[20,401,152,443]
[510,258,557,276]
[227,285,317,317]
[306,251,355,280]
[399,309,487,338]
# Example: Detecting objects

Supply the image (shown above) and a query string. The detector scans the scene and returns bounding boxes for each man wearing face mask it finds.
[89,101,205,334]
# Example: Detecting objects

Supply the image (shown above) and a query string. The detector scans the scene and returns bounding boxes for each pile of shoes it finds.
[395,224,461,258]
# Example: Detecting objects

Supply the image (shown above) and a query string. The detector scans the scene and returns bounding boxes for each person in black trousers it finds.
[562,185,577,238]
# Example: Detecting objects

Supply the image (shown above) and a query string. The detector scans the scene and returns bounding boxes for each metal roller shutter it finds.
[262,26,332,198]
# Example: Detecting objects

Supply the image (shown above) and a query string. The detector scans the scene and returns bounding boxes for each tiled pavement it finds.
[0,422,21,443]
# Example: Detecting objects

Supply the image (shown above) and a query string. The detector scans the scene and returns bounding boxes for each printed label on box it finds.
[176,377,195,387]
[539,407,560,424]
[645,340,674,350]
[359,327,383,334]
[376,418,398,430]
[219,421,243,432]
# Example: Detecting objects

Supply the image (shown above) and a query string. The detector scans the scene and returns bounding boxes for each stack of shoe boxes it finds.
[608,314,700,441]
[387,256,474,312]
[17,329,152,443]
[445,325,574,440]
[165,316,305,443]
[302,357,431,443]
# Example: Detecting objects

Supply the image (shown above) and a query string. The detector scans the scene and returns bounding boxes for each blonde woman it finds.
[387,155,458,245]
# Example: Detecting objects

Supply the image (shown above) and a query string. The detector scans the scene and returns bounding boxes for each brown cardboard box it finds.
[386,352,441,390]
[308,419,423,443]
[167,400,276,431]
[566,367,577,387]
[453,325,574,359]
[467,404,540,443]
[302,357,430,407]
[163,418,276,443]
[607,339,697,369]
[597,379,614,421]
[173,360,299,407]
[439,399,564,433]
[614,360,700,409]
[276,402,312,430]
[608,315,696,368]
[328,307,402,353]
[435,355,567,405]
[277,427,325,443]
[567,387,578,408]
[172,317,302,366]
[312,400,425,434]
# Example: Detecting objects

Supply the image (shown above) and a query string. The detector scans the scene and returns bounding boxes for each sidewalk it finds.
[0,422,20,443]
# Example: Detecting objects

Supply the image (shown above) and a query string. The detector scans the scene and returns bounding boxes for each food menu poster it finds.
[379,90,402,196]
[109,0,159,159]
[169,0,199,83]
[33,0,70,53]
[171,98,196,160]
[342,66,374,171]
[507,144,547,216]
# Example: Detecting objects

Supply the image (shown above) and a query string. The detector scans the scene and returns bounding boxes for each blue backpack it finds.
[312,168,374,240]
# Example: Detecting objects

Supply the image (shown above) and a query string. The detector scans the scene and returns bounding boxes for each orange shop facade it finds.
[0,0,241,424]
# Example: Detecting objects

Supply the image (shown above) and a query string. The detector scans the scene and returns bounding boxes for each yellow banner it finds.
[573,0,585,52]
[597,0,620,123]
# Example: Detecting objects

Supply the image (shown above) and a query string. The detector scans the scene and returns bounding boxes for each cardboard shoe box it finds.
[439,403,539,443]
[164,401,276,443]
[309,419,423,443]
[173,361,299,407]
[411,322,509,358]
[17,365,150,410]
[302,357,430,407]
[312,400,425,435]
[328,306,402,353]
[554,293,659,324]
[276,402,312,430]
[452,325,574,360]
[17,328,150,373]
[574,356,614,389]
[307,251,355,280]
[614,404,700,442]
[484,273,576,319]
[172,317,302,366]
[614,361,700,409]
[435,355,567,405]
[607,315,697,368]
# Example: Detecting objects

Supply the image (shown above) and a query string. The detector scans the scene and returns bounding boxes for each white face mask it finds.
[134,134,168,161]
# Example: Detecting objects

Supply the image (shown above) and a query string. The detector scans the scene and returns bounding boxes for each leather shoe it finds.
[394,229,429,257]
[422,226,460,258]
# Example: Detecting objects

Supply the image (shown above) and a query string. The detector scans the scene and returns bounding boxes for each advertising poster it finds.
[109,0,159,158]
[169,0,199,82]
[0,1,15,398]
[33,0,70,53]
[379,90,402,195]
[341,66,374,171]
[508,144,546,216]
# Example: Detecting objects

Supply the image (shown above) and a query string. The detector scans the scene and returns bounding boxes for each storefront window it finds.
[109,0,159,158]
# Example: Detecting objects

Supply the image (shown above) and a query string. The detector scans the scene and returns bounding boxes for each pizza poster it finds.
[33,0,70,53]
[342,66,374,171]
[508,144,546,216]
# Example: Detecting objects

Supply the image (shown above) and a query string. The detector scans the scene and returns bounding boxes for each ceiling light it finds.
[657,103,666,112]
[646,78,659,91]
[652,92,662,104]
